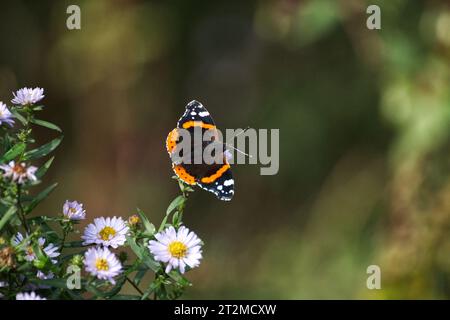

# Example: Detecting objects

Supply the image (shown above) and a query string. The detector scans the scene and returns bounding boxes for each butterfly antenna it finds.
[224,143,253,158]
[222,127,253,158]
[232,127,250,138]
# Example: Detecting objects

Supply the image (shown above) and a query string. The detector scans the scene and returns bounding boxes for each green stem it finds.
[126,276,144,296]
[16,184,30,234]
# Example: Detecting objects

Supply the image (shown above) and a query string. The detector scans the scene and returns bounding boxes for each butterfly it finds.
[166,100,234,201]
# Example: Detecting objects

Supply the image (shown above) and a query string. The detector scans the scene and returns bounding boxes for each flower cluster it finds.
[0,87,204,300]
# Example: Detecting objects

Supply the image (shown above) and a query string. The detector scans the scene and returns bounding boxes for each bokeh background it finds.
[0,0,449,299]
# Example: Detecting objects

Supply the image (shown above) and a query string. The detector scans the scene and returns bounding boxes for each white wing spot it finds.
[224,179,234,186]
[217,185,223,191]
[198,111,210,117]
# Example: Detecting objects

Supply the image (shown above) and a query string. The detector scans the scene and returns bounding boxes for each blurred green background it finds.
[0,0,449,299]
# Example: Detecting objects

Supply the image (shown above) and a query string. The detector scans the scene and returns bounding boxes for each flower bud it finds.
[70,254,84,267]
[128,215,140,227]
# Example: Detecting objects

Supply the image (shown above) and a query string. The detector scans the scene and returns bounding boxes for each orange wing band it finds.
[182,121,216,130]
[200,164,230,184]
[166,129,179,153]
[173,164,196,185]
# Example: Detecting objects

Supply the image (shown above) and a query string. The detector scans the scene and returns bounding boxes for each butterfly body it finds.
[166,100,234,201]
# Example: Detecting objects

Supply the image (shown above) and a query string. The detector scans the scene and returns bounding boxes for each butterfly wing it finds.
[177,100,216,128]
[197,161,234,201]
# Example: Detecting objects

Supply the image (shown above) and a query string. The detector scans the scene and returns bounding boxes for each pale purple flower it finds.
[35,271,55,289]
[63,200,86,220]
[82,216,129,248]
[0,161,37,184]
[11,87,45,106]
[0,102,14,126]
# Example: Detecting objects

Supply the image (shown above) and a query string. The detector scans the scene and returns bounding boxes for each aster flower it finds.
[16,291,46,300]
[0,102,14,127]
[0,161,37,184]
[37,271,54,280]
[84,247,122,284]
[63,200,86,220]
[82,216,129,249]
[12,233,60,264]
[11,87,45,106]
[35,271,55,289]
[148,226,203,274]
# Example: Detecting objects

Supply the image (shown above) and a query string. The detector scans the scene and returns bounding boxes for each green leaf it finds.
[136,208,155,236]
[127,236,144,260]
[134,267,148,286]
[141,281,159,300]
[23,136,63,160]
[158,214,169,233]
[1,142,26,162]
[32,105,44,111]
[168,271,191,287]
[30,118,62,132]
[32,242,50,269]
[35,156,55,179]
[127,236,160,272]
[142,254,160,272]
[32,278,70,289]
[166,195,184,215]
[10,110,27,125]
[0,206,17,231]
[87,277,126,299]
[24,183,58,214]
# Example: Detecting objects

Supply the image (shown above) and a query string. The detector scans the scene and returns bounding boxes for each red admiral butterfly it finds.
[166,100,234,201]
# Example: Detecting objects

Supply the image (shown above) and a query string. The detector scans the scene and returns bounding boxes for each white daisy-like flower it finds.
[11,87,45,106]
[84,247,122,284]
[63,200,86,220]
[0,161,37,184]
[12,233,60,264]
[0,102,14,127]
[148,226,203,274]
[16,291,46,300]
[82,216,129,249]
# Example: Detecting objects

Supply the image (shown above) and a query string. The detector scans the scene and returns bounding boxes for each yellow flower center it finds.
[95,258,109,271]
[26,246,34,255]
[168,241,187,259]
[69,207,77,213]
[99,227,116,241]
